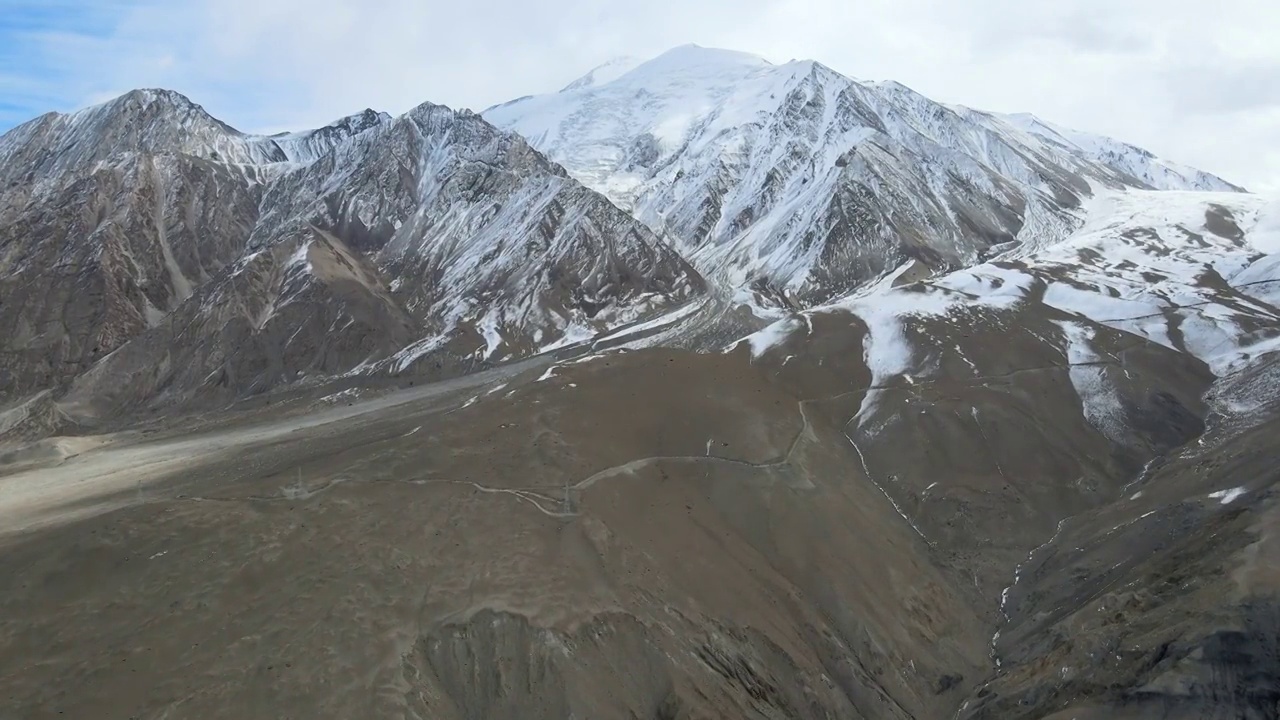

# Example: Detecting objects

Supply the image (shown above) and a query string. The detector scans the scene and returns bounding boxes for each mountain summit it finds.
[487,45,1243,306]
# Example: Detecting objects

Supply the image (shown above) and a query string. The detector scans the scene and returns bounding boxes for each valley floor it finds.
[1,330,1277,719]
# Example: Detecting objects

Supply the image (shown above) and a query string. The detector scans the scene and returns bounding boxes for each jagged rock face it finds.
[252,103,703,362]
[0,90,391,191]
[76,102,702,413]
[485,45,1243,305]
[264,108,393,165]
[0,91,399,401]
[0,153,262,397]
[0,90,703,416]
[57,228,424,417]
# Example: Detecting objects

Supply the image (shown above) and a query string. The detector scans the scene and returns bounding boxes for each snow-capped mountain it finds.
[63,102,702,413]
[0,89,701,413]
[0,46,1255,417]
[486,44,1244,306]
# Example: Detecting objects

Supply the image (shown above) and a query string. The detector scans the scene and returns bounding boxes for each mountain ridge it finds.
[0,49,1257,415]
[0,86,703,417]
[486,44,1244,307]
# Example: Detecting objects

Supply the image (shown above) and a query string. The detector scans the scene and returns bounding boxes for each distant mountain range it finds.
[0,44,1256,424]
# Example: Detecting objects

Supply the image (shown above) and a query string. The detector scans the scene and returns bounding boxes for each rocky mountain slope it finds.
[486,45,1244,306]
[0,89,701,422]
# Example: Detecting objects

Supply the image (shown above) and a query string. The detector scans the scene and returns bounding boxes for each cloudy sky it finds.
[2,0,1276,192]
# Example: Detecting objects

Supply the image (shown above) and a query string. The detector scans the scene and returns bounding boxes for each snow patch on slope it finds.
[1208,486,1247,505]
[739,316,806,359]
[827,283,1022,428]
[971,189,1275,375]
[476,312,504,360]
[595,299,707,345]
[1054,320,1127,443]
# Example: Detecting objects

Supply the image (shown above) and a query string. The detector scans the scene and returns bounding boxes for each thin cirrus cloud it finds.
[0,0,1275,192]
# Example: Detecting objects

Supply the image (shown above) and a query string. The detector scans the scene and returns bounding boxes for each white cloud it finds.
[5,0,1278,192]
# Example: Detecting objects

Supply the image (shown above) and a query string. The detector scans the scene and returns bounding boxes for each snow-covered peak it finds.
[626,43,773,77]
[1001,112,1058,138]
[0,89,393,192]
[484,45,820,209]
[234,95,703,372]
[0,88,278,190]
[77,88,234,130]
[485,45,1247,305]
[489,45,1243,200]
[0,83,704,404]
